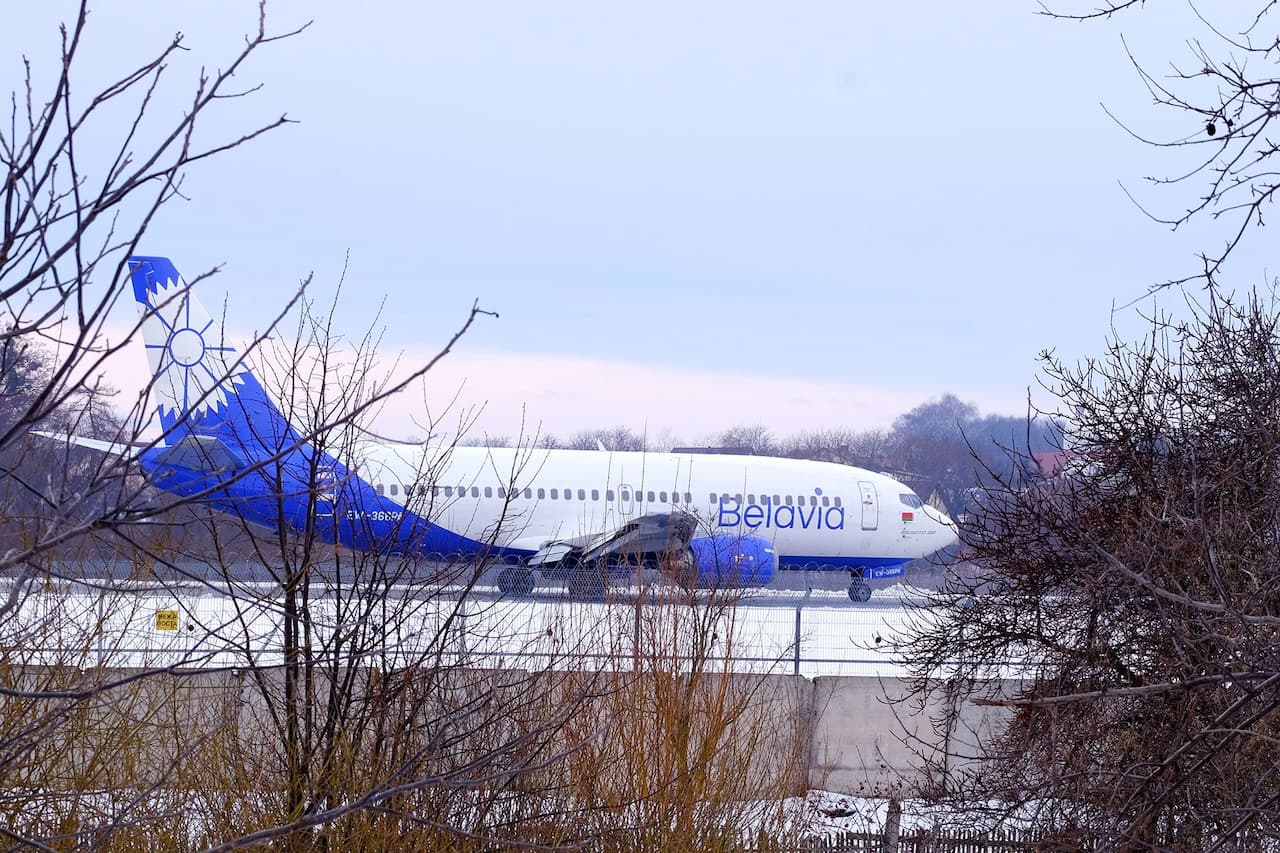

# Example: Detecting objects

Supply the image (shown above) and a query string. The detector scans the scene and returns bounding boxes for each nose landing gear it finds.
[847,573,872,603]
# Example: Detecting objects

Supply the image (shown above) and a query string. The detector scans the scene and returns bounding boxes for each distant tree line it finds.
[466,395,1061,515]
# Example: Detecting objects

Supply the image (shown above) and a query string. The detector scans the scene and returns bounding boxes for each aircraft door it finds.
[315,466,338,519]
[858,481,878,530]
[617,483,635,517]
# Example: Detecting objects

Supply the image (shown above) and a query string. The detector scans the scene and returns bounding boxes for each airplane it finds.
[51,255,958,601]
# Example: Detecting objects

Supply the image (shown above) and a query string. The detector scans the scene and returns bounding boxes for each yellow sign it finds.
[155,610,179,631]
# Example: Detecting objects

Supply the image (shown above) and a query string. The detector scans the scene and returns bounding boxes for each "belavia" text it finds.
[716,498,845,531]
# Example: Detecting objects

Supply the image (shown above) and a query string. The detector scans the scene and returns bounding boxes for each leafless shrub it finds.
[900,288,1280,849]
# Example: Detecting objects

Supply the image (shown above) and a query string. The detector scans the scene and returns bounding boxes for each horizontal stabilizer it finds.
[32,430,137,458]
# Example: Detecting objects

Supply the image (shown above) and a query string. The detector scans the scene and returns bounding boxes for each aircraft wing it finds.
[32,430,138,458]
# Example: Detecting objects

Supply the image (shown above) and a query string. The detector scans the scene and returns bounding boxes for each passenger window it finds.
[564,488,572,500]
[685,492,692,504]
[471,487,480,498]
[591,489,600,501]
[550,489,559,500]
[578,489,586,500]
[660,491,668,502]
[748,494,756,504]
[390,484,399,496]
[607,489,615,501]
[484,486,493,498]
[773,494,781,505]
[537,488,546,499]
[821,496,829,507]
[621,488,631,501]
[497,487,506,498]
[785,495,793,506]
[376,484,384,496]
[523,488,533,499]
[735,493,743,504]
[443,486,453,497]
[647,491,655,503]
[710,493,718,504]
[835,496,842,508]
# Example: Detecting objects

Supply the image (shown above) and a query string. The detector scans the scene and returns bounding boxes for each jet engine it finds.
[687,534,776,587]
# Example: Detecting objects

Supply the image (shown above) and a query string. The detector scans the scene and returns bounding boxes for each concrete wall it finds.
[15,666,1011,797]
[807,675,1012,796]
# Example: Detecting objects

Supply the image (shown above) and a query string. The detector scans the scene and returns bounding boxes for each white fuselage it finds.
[355,444,956,570]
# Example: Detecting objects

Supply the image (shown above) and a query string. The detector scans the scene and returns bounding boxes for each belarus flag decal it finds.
[901,511,914,523]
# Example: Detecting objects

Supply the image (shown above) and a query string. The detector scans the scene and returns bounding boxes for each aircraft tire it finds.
[512,566,535,596]
[567,565,607,601]
[497,566,535,597]
[669,547,699,590]
[848,578,872,603]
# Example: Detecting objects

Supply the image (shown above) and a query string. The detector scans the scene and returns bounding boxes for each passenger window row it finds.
[617,489,693,504]
[708,492,842,508]
[371,484,698,504]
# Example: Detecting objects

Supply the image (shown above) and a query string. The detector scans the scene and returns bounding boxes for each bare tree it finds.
[900,288,1280,849]
[1045,2,1280,291]
[565,425,647,452]
[1,1,306,569]
[0,3,589,847]
[717,423,776,455]
[156,292,627,847]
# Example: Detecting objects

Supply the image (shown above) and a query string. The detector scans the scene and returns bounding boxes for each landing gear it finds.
[847,574,872,603]
[566,563,608,600]
[496,566,535,597]
[667,547,699,591]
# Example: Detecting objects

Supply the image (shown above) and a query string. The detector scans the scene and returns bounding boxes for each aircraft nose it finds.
[922,505,959,549]
[939,511,959,548]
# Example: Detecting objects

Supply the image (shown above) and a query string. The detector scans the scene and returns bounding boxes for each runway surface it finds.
[6,561,943,678]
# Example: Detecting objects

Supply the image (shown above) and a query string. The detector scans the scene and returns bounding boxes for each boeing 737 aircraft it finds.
[55,256,958,601]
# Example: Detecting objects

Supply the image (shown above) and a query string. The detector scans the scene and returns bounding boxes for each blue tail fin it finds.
[129,256,299,460]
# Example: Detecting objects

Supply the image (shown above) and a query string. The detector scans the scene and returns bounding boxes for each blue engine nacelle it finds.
[687,535,776,587]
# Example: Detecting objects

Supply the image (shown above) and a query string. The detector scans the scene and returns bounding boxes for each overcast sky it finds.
[6,2,1271,443]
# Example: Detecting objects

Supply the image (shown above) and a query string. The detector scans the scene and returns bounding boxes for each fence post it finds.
[96,592,105,669]
[793,605,802,676]
[456,598,468,665]
[882,798,901,853]
[794,583,813,677]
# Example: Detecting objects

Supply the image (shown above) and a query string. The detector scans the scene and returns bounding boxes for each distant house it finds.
[1030,450,1068,479]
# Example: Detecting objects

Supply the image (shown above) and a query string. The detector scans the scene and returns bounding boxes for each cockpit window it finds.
[900,493,923,508]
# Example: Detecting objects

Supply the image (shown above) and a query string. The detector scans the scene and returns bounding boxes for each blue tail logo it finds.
[129,256,298,457]
[130,256,249,430]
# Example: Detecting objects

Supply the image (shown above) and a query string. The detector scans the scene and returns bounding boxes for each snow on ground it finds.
[777,790,1036,838]
[0,577,948,676]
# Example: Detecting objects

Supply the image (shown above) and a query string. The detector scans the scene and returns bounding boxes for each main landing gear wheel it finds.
[566,564,607,601]
[496,566,535,597]
[669,548,699,591]
[848,577,872,603]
